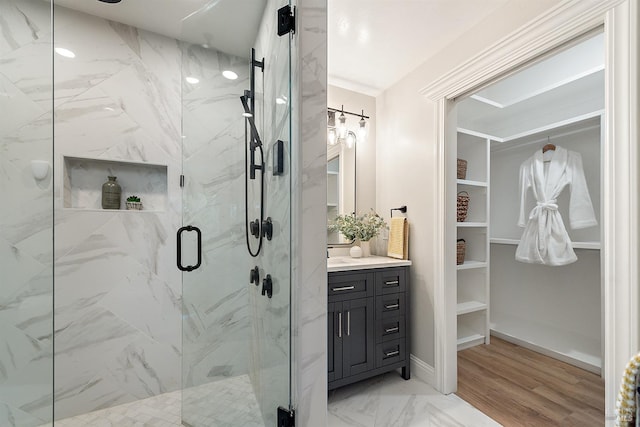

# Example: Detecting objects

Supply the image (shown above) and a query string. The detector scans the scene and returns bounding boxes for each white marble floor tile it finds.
[39,371,499,426]
[41,374,263,427]
[328,373,502,427]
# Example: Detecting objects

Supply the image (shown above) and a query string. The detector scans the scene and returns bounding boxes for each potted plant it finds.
[126,195,142,210]
[354,210,387,257]
[330,210,387,257]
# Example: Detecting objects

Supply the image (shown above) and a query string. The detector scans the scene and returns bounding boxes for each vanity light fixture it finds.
[327,106,369,147]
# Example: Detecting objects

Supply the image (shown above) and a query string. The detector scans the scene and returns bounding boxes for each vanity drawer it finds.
[328,271,374,301]
[375,268,407,295]
[376,339,405,368]
[376,293,406,319]
[376,316,405,343]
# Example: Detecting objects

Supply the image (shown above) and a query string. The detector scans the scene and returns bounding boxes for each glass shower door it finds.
[180,1,292,425]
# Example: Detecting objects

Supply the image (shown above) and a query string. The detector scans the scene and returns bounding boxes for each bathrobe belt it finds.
[528,199,559,257]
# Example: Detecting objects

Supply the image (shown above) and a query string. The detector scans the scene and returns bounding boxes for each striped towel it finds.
[616,352,640,426]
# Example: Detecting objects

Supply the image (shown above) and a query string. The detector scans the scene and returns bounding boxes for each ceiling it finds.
[457,32,604,142]
[52,0,265,58]
[328,0,512,96]
[54,0,554,97]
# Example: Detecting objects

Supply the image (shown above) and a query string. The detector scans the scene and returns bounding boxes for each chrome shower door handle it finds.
[177,225,202,272]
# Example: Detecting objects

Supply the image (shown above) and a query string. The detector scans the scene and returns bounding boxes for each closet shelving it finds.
[456,130,491,350]
[454,114,603,368]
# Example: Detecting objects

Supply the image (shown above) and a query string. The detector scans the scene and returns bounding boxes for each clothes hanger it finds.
[542,136,556,153]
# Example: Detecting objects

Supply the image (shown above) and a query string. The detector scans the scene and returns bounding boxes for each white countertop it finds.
[327,255,412,272]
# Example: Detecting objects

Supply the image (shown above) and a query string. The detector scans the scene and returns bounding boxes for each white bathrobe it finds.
[515,146,597,266]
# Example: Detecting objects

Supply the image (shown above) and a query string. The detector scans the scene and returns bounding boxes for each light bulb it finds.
[55,47,75,58]
[338,112,347,139]
[222,70,238,80]
[358,117,367,142]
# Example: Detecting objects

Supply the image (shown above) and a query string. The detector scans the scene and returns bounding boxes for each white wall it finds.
[375,0,562,370]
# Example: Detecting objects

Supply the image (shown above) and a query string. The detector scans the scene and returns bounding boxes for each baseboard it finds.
[410,354,435,385]
[490,330,602,375]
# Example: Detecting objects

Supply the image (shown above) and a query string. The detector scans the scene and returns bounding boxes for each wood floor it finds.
[456,337,604,426]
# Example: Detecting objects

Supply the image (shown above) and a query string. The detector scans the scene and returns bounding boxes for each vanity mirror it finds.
[327,107,368,245]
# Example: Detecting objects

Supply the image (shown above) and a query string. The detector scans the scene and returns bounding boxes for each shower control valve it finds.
[250,266,260,286]
[262,217,273,241]
[262,274,273,299]
[250,219,260,238]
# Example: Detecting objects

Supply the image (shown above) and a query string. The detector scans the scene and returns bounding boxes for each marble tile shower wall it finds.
[0,0,54,425]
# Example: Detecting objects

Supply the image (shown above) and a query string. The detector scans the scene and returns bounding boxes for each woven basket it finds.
[457,191,469,222]
[457,159,467,180]
[456,239,466,265]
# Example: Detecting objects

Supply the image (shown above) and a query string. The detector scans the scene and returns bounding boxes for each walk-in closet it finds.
[452,31,605,425]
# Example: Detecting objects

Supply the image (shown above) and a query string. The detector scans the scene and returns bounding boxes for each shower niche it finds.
[62,156,168,211]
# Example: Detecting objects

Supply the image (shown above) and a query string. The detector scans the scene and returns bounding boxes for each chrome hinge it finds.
[277,5,295,36]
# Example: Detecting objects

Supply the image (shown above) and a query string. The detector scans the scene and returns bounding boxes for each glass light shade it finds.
[338,112,347,139]
[328,128,337,145]
[358,117,367,142]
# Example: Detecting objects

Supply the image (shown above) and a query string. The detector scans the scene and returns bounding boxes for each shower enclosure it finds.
[0,0,294,425]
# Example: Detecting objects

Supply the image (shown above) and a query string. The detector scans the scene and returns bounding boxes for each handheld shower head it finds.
[240,94,262,147]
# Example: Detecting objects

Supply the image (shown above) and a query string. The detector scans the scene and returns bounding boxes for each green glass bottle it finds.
[102,176,121,209]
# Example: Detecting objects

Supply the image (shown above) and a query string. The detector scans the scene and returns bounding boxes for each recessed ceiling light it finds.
[55,47,75,58]
[222,70,238,80]
[185,76,200,84]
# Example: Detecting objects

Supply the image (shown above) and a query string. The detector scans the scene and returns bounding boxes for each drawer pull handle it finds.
[385,326,399,333]
[384,303,400,310]
[385,280,399,286]
[384,350,400,358]
[333,285,355,292]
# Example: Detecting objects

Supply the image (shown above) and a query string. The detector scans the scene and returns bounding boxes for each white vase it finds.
[349,245,362,258]
[361,240,371,257]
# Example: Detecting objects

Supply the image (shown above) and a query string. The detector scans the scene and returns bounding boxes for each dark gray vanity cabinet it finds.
[328,266,410,390]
